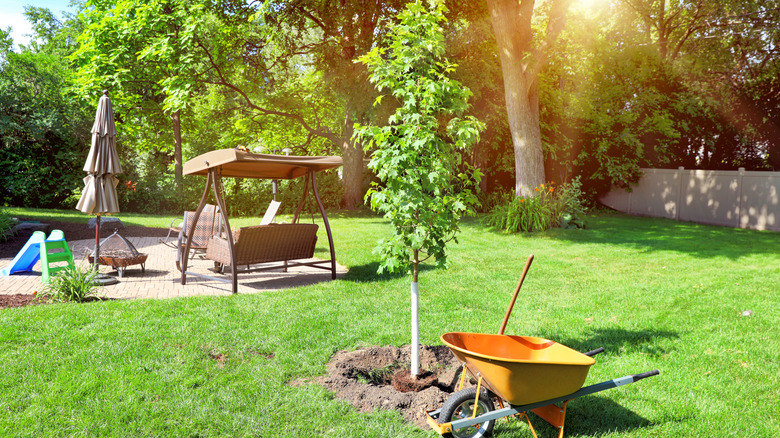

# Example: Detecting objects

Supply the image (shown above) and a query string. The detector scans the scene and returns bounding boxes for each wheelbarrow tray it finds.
[442,332,595,405]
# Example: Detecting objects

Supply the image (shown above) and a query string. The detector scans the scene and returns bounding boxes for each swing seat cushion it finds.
[205,223,319,267]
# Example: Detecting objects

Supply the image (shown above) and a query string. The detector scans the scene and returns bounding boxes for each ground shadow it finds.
[240,272,342,290]
[547,327,679,358]
[491,211,779,260]
[494,395,656,437]
[340,262,437,283]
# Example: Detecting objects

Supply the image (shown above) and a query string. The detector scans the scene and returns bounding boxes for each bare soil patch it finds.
[304,345,462,429]
[0,294,41,309]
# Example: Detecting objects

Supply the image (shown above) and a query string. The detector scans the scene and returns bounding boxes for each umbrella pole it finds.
[92,214,118,285]
[94,214,101,272]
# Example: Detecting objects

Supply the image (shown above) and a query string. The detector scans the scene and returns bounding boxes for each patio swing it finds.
[179,147,343,293]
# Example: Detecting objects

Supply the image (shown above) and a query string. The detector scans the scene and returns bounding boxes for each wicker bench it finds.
[205,223,319,268]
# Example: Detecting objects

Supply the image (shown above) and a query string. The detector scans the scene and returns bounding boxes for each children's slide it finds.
[1,231,47,276]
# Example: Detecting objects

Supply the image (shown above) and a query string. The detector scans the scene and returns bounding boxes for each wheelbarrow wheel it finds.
[439,387,495,438]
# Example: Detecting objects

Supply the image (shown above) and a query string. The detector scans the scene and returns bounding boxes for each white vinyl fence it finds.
[600,167,779,231]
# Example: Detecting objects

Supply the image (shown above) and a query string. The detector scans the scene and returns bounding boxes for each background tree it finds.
[72,0,214,195]
[355,0,483,376]
[444,3,515,194]
[0,8,91,208]
[485,0,571,198]
[537,0,780,200]
[239,0,411,209]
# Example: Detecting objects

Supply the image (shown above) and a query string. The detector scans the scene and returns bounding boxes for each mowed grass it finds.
[0,208,778,437]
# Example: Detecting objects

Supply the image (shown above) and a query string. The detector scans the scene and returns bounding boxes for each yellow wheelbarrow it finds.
[426,256,659,438]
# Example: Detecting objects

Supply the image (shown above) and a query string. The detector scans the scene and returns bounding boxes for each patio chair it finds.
[174,204,222,270]
[159,218,184,249]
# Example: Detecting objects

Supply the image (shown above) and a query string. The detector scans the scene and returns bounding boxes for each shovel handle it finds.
[499,254,534,335]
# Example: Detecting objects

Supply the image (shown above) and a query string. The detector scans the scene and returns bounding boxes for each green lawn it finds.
[1,208,778,437]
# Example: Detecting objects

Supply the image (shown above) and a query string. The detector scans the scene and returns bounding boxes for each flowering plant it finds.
[485,177,586,232]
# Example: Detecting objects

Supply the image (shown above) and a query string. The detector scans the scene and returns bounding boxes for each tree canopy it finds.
[1,0,778,212]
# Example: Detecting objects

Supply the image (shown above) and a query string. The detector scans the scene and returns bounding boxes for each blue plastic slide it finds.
[1,231,47,276]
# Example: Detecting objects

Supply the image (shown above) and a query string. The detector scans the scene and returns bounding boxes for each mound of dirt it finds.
[306,345,463,429]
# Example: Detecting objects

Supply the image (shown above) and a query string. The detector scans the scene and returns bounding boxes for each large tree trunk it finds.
[486,0,570,197]
[341,110,365,209]
[486,0,544,198]
[504,64,545,198]
[171,109,183,192]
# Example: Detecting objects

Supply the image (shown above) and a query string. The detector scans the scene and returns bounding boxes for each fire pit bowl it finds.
[89,231,147,278]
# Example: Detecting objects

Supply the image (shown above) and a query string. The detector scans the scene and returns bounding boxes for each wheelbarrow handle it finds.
[631,370,660,382]
[582,347,605,357]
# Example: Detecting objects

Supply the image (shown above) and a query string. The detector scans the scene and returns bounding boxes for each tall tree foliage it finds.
[0,9,91,208]
[355,0,483,375]
[72,0,214,192]
[444,4,515,193]
[72,0,413,210]
[250,0,411,209]
[537,0,780,200]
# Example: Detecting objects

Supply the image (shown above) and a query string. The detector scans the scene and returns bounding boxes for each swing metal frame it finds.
[179,148,343,293]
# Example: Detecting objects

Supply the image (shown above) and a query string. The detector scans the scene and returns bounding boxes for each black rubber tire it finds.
[439,387,495,438]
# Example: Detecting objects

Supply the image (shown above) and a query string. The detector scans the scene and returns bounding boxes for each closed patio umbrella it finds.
[76,90,122,283]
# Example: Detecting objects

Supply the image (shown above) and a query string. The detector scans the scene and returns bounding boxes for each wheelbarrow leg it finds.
[512,411,539,438]
[529,400,569,438]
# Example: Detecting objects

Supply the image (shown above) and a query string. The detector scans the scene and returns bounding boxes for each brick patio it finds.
[0,236,347,299]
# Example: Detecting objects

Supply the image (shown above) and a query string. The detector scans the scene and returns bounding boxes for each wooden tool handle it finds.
[498,254,534,335]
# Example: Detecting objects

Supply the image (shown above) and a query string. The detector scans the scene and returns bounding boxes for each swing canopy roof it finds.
[183,148,343,180]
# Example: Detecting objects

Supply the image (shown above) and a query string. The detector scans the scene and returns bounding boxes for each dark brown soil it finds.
[299,345,463,429]
[0,294,110,309]
[0,294,40,309]
[392,369,439,393]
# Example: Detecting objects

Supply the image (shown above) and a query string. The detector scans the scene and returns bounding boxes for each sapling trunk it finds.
[354,1,483,382]
[411,249,420,377]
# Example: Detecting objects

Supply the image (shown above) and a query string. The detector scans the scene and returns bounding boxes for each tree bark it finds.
[171,109,183,192]
[341,110,365,209]
[486,0,570,197]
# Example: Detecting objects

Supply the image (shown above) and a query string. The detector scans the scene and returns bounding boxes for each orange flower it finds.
[520,199,525,203]
[534,187,539,192]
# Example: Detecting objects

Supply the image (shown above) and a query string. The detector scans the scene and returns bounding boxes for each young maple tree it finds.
[354,0,483,376]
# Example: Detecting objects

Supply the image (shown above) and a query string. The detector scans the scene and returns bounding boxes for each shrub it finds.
[476,191,513,213]
[42,265,100,303]
[485,177,587,232]
[0,211,16,242]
